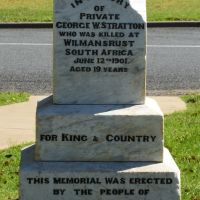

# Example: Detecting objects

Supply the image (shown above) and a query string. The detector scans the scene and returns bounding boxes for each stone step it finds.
[35,96,163,162]
[20,145,180,200]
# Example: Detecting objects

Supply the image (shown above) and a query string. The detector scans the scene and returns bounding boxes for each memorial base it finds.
[20,145,181,200]
[36,96,163,162]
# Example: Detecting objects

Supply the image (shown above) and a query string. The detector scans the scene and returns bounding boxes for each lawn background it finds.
[0,92,30,106]
[0,0,199,22]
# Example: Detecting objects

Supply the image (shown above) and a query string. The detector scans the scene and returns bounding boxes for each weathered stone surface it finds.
[53,0,146,104]
[20,145,181,200]
[35,96,163,162]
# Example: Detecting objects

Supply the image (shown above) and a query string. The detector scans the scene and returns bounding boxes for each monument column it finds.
[20,0,181,199]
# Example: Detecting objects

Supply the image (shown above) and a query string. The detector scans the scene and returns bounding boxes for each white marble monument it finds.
[53,0,146,104]
[19,0,181,199]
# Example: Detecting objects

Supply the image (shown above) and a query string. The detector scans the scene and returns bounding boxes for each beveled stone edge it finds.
[21,145,179,175]
[36,96,164,117]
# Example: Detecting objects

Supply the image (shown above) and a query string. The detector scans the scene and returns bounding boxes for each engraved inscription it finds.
[40,134,157,143]
[25,176,174,197]
[56,4,145,74]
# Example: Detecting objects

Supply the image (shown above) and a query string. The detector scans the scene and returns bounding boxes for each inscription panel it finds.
[53,0,146,104]
[20,146,181,200]
[36,97,163,162]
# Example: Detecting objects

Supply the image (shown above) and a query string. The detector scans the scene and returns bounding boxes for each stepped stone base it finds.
[20,145,180,200]
[36,96,163,162]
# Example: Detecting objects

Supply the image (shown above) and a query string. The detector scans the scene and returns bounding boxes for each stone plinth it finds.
[35,96,163,162]
[53,0,146,104]
[20,145,181,200]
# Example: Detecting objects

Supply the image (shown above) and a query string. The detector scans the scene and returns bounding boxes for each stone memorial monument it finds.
[20,0,181,199]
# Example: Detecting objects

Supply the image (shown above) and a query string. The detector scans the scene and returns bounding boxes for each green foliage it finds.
[0,144,29,200]
[0,0,52,22]
[147,0,200,21]
[0,92,30,106]
[165,94,200,199]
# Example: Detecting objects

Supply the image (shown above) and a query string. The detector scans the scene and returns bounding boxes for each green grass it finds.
[0,92,30,106]
[0,144,30,200]
[0,0,52,22]
[147,0,200,21]
[0,0,199,22]
[165,94,200,200]
[0,94,199,199]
